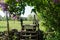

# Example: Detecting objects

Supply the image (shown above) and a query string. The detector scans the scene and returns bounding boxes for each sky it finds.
[0,6,34,17]
[21,6,33,17]
[0,10,5,17]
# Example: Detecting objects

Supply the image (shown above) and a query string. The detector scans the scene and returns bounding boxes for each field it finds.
[0,21,33,32]
[0,20,47,32]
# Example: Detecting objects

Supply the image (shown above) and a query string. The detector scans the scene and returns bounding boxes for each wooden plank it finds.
[21,31,37,33]
[22,24,36,27]
[20,35,37,37]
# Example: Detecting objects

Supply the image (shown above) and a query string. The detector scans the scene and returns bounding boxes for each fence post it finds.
[6,11,9,40]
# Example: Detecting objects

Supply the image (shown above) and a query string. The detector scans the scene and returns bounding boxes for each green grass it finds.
[0,20,47,32]
[0,21,33,32]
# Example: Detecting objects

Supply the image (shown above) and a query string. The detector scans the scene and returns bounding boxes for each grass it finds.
[0,21,33,32]
[0,20,47,32]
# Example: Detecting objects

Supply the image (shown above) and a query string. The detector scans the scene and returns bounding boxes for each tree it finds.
[5,0,60,32]
[5,0,25,15]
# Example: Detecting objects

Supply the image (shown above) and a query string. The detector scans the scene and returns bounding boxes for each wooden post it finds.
[20,18,23,26]
[6,11,9,40]
[33,14,39,30]
[33,14,39,40]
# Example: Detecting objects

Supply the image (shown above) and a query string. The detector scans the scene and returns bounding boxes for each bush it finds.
[45,32,60,40]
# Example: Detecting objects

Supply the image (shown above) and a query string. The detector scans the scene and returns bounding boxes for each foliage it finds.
[4,0,60,39]
[45,32,60,40]
[5,0,26,15]
[38,0,60,32]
